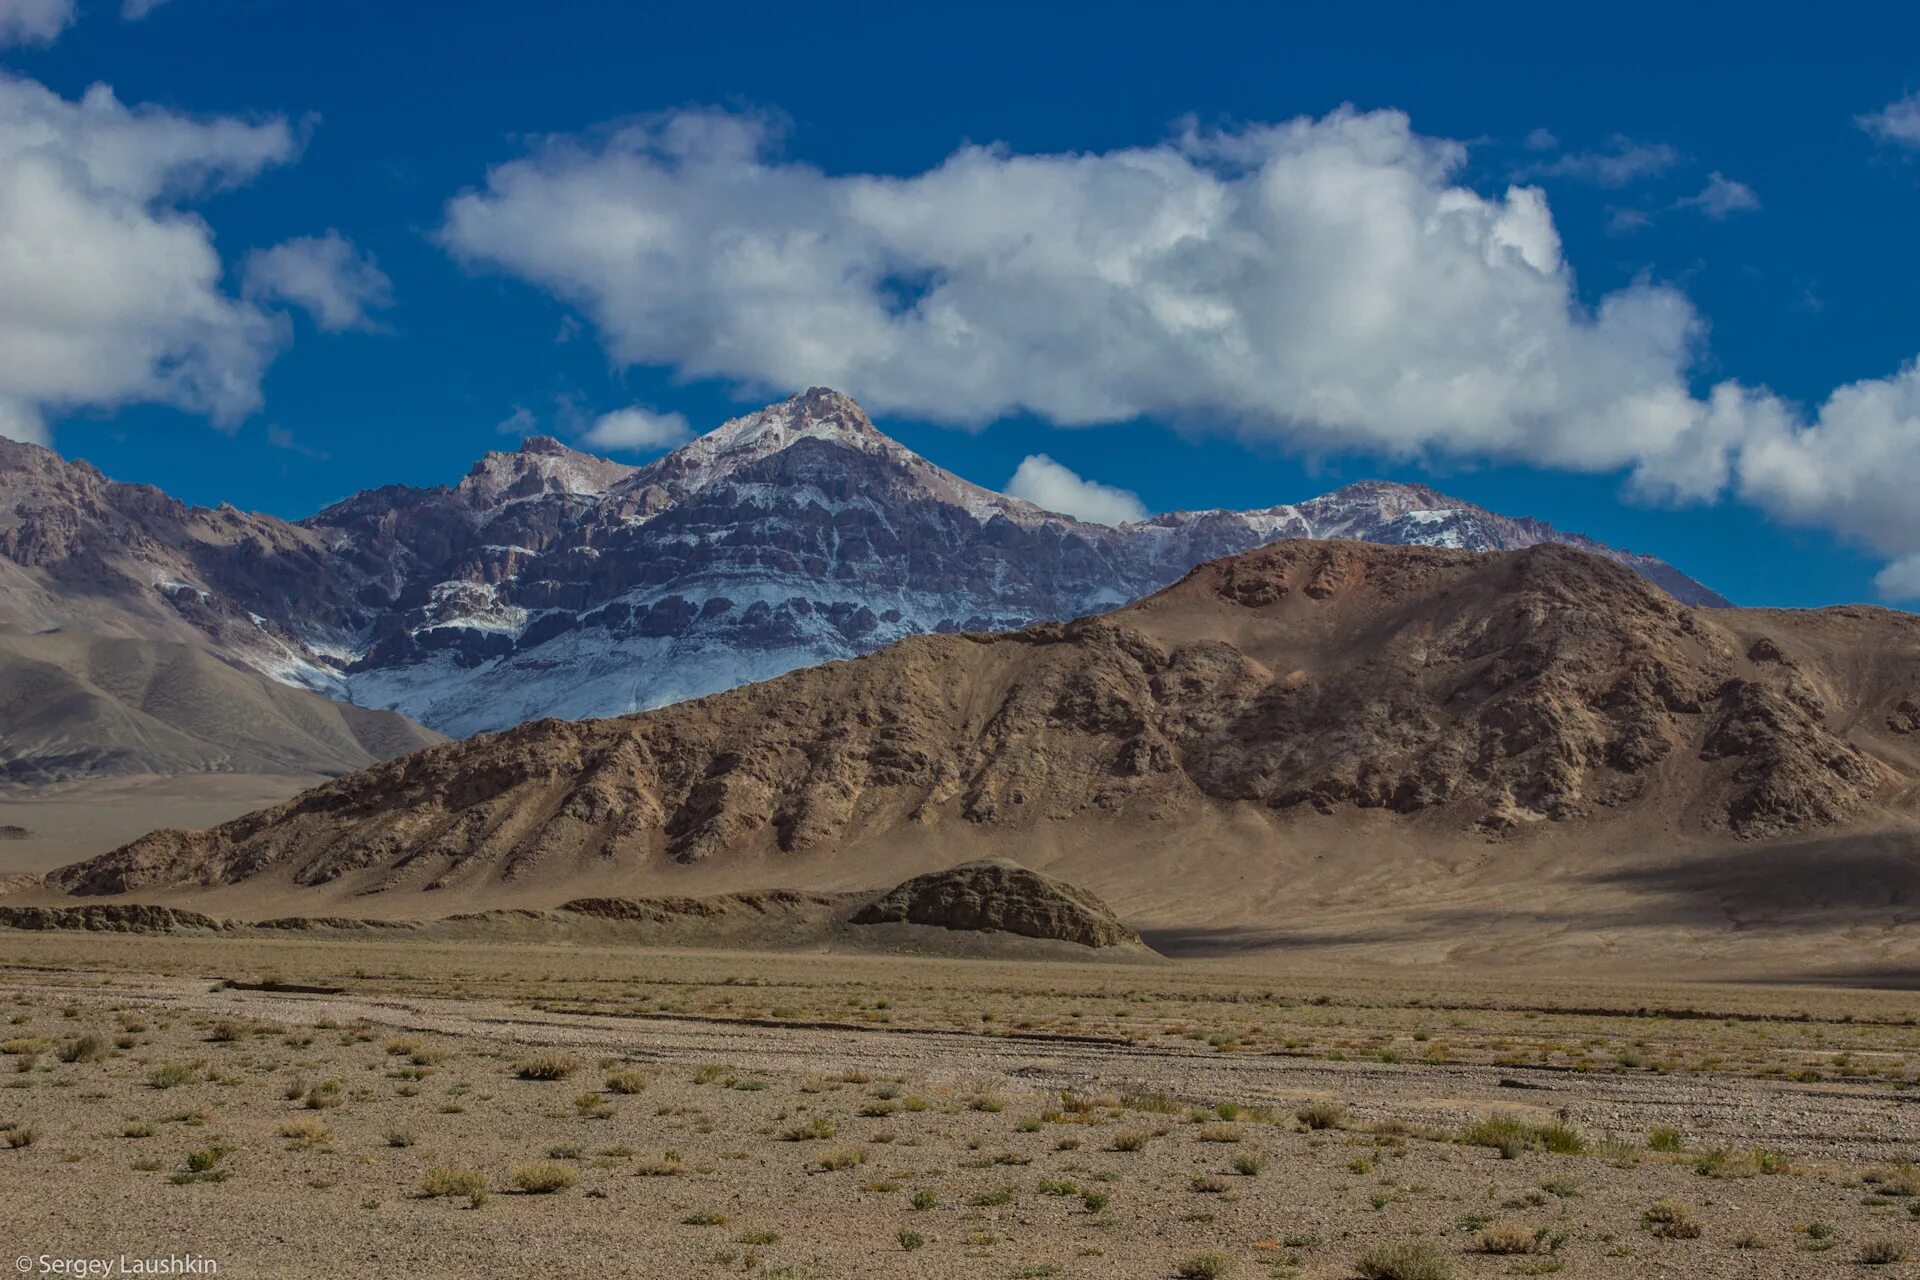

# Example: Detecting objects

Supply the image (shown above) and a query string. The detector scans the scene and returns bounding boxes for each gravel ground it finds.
[4,969,1920,1278]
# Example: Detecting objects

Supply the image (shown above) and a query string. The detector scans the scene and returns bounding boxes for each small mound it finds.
[851,860,1144,950]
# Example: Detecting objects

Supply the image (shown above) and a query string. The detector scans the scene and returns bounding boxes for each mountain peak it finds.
[684,386,887,463]
[634,387,1033,521]
[1319,479,1455,507]
[459,436,636,504]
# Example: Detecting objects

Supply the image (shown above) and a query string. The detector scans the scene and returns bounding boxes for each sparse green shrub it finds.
[1646,1125,1685,1152]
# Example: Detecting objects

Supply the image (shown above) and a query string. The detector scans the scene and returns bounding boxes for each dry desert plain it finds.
[4,933,1920,1278]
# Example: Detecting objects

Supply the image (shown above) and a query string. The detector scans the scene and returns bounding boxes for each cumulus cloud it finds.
[438,105,1920,599]
[1734,362,1920,598]
[0,0,73,46]
[1678,172,1759,219]
[581,405,692,453]
[0,73,301,443]
[244,231,393,331]
[443,108,1737,493]
[1005,454,1148,525]
[1512,135,1680,187]
[1859,91,1920,147]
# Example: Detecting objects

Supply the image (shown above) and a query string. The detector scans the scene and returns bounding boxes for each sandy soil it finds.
[0,774,319,876]
[4,938,1920,1278]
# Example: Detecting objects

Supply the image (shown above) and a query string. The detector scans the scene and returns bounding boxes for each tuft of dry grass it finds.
[1356,1239,1453,1280]
[816,1148,867,1171]
[58,1034,103,1063]
[1475,1224,1538,1255]
[1640,1200,1702,1239]
[147,1063,195,1090]
[604,1069,647,1094]
[511,1161,578,1194]
[1175,1251,1234,1279]
[1295,1100,1348,1130]
[277,1117,330,1147]
[513,1052,578,1081]
[421,1166,487,1207]
[1860,1239,1906,1266]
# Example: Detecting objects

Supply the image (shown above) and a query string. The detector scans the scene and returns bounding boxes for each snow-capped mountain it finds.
[0,389,1728,738]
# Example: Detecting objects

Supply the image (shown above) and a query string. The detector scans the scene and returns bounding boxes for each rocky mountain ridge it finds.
[0,390,1730,738]
[44,538,1915,913]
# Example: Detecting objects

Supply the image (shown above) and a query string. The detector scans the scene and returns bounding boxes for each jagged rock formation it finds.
[45,539,1916,906]
[851,861,1143,949]
[0,390,1727,740]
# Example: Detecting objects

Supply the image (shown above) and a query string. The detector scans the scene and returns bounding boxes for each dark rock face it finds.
[852,860,1145,950]
[0,904,229,933]
[0,389,1730,739]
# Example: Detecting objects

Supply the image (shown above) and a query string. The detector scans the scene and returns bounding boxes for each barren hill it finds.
[0,630,442,785]
[37,539,1920,976]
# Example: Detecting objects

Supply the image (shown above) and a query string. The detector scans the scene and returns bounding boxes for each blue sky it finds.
[4,1,1920,607]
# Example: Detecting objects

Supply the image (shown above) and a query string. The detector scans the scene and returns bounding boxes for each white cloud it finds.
[581,405,691,453]
[1523,127,1557,151]
[1859,91,1920,148]
[496,405,537,436]
[442,108,1731,490]
[1607,207,1653,235]
[243,231,392,332]
[122,0,169,17]
[1512,135,1680,187]
[1005,454,1147,525]
[0,73,301,443]
[437,105,1920,600]
[1735,362,1920,598]
[1678,172,1759,219]
[0,0,73,46]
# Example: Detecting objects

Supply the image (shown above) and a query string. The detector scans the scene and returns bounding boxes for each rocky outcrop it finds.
[0,903,231,933]
[852,861,1144,949]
